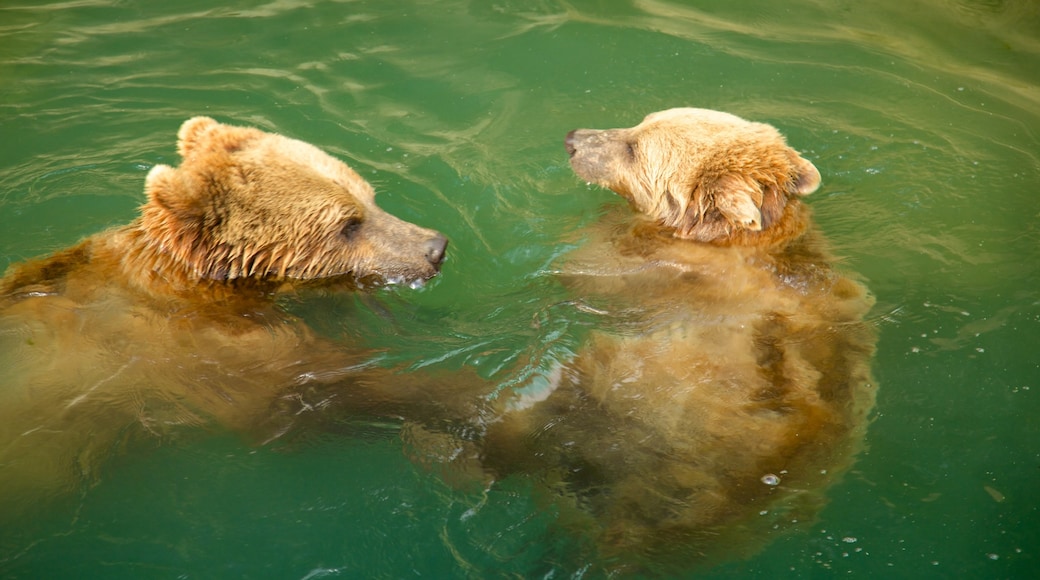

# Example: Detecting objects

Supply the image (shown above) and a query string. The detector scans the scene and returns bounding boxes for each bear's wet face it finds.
[140,117,447,288]
[566,108,821,246]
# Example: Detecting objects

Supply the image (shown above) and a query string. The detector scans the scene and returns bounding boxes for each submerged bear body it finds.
[473,108,877,572]
[0,117,447,514]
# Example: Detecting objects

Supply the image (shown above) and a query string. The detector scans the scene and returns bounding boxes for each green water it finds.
[1,0,1038,577]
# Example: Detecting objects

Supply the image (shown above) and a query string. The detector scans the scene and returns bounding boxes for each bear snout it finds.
[564,129,578,157]
[425,234,448,268]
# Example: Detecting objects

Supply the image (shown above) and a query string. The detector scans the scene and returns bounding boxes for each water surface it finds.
[1,0,1037,577]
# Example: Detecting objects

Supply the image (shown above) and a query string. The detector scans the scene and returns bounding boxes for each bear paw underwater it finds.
[476,108,878,574]
[0,117,449,517]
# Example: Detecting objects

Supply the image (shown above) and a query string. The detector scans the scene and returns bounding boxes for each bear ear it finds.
[711,173,764,231]
[177,116,220,159]
[144,163,205,222]
[788,150,821,195]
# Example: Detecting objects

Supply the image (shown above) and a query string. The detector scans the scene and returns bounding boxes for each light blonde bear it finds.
[460,108,878,573]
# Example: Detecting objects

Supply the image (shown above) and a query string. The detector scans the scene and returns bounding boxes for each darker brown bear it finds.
[0,117,448,515]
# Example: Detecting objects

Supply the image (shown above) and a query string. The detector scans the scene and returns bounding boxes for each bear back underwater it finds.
[455,108,878,573]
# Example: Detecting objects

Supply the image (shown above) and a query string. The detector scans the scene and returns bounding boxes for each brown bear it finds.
[0,117,453,517]
[467,108,878,573]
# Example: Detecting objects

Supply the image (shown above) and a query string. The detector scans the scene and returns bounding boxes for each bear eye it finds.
[340,216,363,239]
[625,142,637,161]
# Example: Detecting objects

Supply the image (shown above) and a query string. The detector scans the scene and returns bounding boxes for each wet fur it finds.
[0,118,450,517]
[475,109,877,572]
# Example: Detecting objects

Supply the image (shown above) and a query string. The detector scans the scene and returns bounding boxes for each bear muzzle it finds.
[425,234,448,268]
[564,128,628,188]
[564,129,579,157]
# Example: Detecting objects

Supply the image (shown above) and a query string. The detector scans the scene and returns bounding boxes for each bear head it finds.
[139,117,447,288]
[565,108,821,246]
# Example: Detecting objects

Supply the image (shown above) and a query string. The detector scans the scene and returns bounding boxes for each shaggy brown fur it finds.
[471,108,877,573]
[0,117,451,516]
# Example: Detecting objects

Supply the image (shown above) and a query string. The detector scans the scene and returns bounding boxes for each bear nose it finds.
[425,234,448,267]
[564,129,578,157]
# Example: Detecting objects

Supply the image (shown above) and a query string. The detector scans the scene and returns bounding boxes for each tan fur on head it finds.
[565,108,821,246]
[134,117,446,287]
[176,115,222,158]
